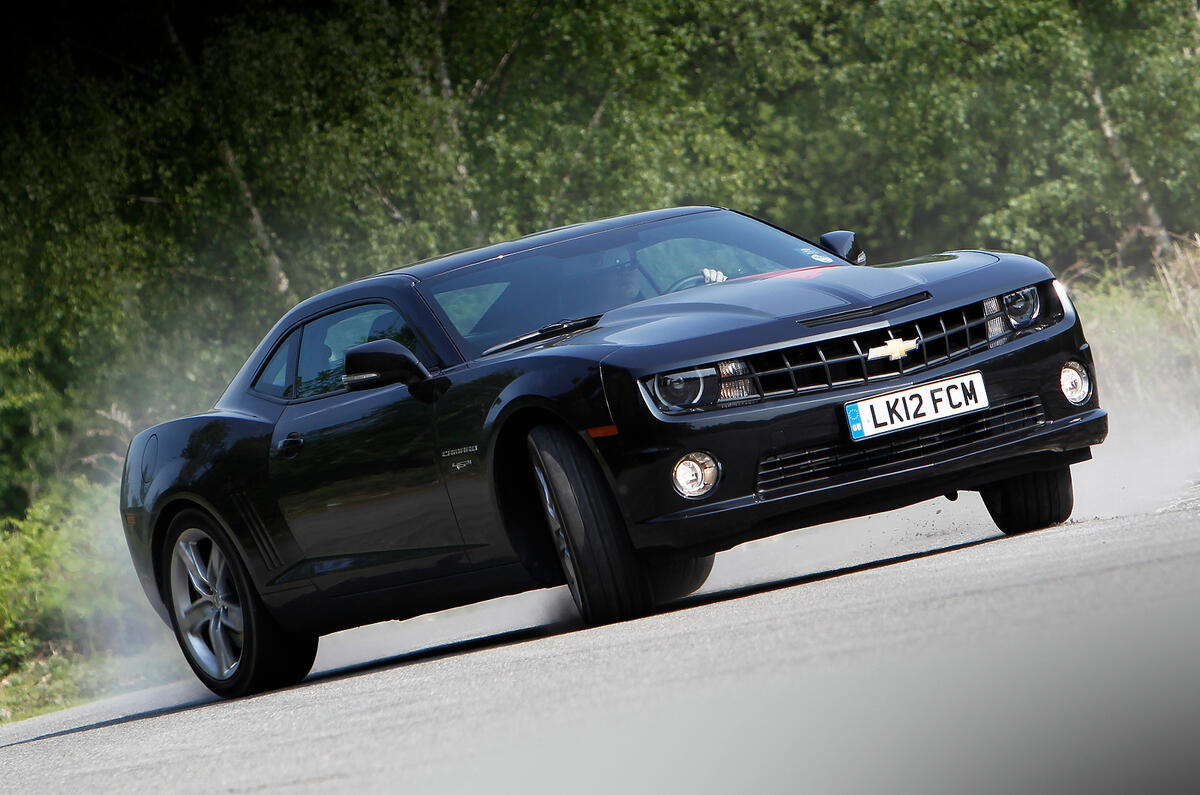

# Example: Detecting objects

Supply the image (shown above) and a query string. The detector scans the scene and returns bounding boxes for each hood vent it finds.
[800,292,931,327]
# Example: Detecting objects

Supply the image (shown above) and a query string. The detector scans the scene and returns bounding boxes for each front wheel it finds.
[527,425,652,624]
[645,554,714,603]
[980,466,1074,535]
[162,510,317,698]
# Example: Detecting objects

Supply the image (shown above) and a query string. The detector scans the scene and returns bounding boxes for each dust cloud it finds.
[91,496,191,689]
[1072,333,1200,519]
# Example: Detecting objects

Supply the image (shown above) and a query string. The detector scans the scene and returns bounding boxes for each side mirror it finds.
[342,339,430,391]
[819,230,867,265]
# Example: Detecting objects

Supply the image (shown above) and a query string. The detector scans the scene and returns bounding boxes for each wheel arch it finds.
[488,404,573,587]
[149,494,255,615]
[469,358,623,585]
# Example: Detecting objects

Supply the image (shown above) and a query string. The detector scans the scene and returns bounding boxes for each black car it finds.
[120,206,1107,697]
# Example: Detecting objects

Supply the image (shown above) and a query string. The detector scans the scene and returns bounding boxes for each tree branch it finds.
[466,5,542,106]
[163,12,291,296]
[109,194,170,205]
[364,179,411,227]
[427,0,481,236]
[435,0,455,106]
[1188,2,1200,59]
[158,265,259,288]
[551,88,617,224]
[1086,71,1171,261]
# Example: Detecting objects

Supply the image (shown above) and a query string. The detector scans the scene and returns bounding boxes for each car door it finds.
[268,301,469,596]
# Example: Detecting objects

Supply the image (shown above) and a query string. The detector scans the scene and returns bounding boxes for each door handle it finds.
[276,433,304,458]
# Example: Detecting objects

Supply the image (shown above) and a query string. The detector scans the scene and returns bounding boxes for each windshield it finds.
[418,210,839,358]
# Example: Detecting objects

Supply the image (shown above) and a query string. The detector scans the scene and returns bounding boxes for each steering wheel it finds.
[664,273,709,293]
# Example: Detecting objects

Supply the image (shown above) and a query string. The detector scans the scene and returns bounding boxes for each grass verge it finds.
[0,642,186,722]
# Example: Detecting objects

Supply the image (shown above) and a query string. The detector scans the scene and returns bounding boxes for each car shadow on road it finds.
[307,533,1002,684]
[663,534,1000,616]
[0,698,219,750]
[4,534,1001,748]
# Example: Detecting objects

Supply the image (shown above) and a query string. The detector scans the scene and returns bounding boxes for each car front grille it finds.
[756,394,1045,497]
[726,299,1012,401]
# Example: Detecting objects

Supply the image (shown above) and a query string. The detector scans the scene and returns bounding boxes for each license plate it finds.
[844,372,989,441]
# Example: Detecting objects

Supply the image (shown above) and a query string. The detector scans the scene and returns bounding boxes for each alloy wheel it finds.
[169,527,245,680]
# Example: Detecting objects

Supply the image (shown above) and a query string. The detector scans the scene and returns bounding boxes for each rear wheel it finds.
[981,466,1074,535]
[162,510,317,698]
[527,425,652,624]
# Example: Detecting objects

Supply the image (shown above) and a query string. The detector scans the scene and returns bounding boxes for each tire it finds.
[981,466,1074,535]
[162,509,318,698]
[645,554,715,603]
[527,424,652,624]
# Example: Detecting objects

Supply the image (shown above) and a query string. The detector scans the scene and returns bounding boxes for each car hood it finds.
[554,249,989,349]
[500,249,1059,377]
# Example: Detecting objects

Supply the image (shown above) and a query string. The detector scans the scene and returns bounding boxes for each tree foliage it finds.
[1,0,1198,517]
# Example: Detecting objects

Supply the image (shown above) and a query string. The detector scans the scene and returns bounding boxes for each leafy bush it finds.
[0,646,184,722]
[0,479,166,676]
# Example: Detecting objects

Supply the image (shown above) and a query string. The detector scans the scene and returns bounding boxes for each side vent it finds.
[230,491,283,570]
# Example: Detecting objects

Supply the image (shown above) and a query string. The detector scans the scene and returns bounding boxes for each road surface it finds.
[3,452,1199,793]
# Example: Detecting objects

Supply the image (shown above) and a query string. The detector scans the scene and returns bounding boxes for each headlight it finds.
[1002,286,1041,330]
[650,359,761,412]
[653,367,717,409]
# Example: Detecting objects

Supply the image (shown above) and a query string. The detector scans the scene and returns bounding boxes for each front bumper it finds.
[596,311,1107,556]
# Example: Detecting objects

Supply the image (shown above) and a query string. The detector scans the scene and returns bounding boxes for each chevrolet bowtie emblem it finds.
[867,337,918,361]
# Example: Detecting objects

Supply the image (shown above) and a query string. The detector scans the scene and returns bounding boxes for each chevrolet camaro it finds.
[120,206,1108,697]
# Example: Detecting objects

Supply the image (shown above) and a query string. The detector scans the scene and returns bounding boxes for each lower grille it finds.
[756,394,1045,497]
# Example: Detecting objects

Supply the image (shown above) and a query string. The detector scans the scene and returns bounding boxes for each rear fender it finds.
[122,412,283,617]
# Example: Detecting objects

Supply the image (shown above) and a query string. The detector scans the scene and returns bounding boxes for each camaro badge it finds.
[868,337,918,361]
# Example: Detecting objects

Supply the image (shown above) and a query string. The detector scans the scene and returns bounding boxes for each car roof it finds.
[278,206,725,325]
[381,205,721,281]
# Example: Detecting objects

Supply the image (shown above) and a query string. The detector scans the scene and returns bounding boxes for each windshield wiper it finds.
[481,315,604,357]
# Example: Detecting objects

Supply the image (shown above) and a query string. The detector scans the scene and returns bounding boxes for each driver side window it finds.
[296,303,417,398]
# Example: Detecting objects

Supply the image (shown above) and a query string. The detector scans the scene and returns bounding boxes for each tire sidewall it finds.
[526,424,651,623]
[527,437,591,617]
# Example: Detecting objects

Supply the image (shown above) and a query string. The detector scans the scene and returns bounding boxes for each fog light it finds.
[1060,361,1091,405]
[672,451,720,498]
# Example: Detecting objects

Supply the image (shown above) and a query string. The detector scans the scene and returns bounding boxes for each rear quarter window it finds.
[253,331,298,398]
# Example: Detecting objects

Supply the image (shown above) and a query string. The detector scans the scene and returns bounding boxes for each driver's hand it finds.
[702,267,727,283]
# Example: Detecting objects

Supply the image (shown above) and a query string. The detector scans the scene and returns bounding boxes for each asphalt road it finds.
[3,456,1199,793]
